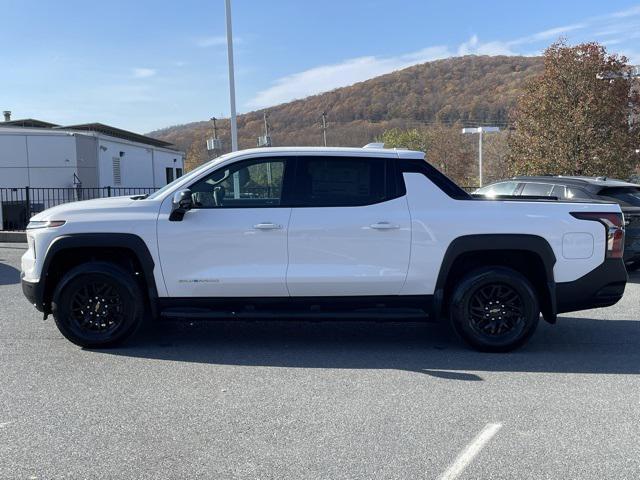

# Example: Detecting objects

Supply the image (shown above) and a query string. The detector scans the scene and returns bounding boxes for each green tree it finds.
[508,41,640,178]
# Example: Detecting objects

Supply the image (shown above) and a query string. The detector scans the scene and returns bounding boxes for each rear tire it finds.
[449,267,540,352]
[52,262,145,348]
[626,260,640,272]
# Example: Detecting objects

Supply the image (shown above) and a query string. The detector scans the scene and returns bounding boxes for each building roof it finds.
[1,116,178,150]
[58,123,175,148]
[0,118,60,128]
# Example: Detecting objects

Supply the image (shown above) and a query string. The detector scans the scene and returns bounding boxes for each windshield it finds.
[598,187,640,206]
[146,154,233,200]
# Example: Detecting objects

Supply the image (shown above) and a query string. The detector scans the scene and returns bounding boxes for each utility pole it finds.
[257,111,272,147]
[321,112,328,147]
[225,0,238,151]
[206,116,223,157]
[462,126,500,187]
[263,112,270,138]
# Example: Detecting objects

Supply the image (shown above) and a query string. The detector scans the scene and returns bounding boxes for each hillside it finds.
[149,55,543,169]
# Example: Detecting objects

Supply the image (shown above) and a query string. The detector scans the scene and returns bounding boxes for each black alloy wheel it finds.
[52,262,145,348]
[468,283,525,338]
[449,267,540,352]
[69,282,125,334]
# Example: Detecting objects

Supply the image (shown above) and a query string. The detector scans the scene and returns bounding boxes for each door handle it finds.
[369,222,400,230]
[253,222,282,230]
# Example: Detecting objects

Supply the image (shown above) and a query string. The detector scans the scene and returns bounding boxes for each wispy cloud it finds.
[132,67,156,78]
[248,36,523,109]
[195,35,243,48]
[247,5,640,110]
[247,46,451,109]
[510,23,587,45]
[457,35,517,56]
[608,5,640,18]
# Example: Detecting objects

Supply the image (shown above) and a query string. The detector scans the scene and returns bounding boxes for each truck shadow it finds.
[0,260,21,285]
[98,316,640,380]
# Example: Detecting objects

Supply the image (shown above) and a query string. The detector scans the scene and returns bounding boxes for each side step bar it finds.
[160,309,429,321]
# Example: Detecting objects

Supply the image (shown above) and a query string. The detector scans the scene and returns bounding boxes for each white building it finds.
[0,115,184,230]
[0,117,184,189]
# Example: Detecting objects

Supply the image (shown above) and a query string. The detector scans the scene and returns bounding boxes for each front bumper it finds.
[21,276,46,313]
[556,258,627,313]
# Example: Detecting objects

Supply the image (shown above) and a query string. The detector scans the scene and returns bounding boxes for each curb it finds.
[0,231,27,243]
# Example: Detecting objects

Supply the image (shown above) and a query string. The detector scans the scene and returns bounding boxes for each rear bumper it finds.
[556,259,627,313]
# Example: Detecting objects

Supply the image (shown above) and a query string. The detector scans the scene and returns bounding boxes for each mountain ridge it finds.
[149,55,543,168]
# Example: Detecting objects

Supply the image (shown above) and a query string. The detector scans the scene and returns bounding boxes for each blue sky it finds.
[2,1,640,133]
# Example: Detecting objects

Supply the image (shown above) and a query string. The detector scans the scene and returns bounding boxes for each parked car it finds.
[475,176,640,270]
[21,147,627,352]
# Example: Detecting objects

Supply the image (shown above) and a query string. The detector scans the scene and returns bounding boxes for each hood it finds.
[30,195,137,221]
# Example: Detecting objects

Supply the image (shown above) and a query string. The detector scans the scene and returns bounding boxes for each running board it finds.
[160,308,429,321]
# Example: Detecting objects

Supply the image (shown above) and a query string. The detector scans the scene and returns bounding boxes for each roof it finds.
[0,119,60,128]
[58,123,175,149]
[512,175,639,189]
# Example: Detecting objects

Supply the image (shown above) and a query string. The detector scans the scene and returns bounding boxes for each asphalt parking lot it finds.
[1,242,639,480]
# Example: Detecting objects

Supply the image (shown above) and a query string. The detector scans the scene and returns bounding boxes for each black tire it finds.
[449,267,540,352]
[51,262,145,348]
[626,260,640,272]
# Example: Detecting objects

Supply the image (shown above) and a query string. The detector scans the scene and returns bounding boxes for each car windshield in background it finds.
[598,187,640,206]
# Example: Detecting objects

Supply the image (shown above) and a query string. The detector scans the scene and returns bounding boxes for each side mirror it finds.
[169,189,193,221]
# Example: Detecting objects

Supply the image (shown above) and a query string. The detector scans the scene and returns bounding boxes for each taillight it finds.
[571,212,625,258]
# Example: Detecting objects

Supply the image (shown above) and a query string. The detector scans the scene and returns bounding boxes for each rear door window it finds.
[566,188,592,200]
[521,182,555,196]
[292,157,391,207]
[550,185,565,199]
[476,181,519,196]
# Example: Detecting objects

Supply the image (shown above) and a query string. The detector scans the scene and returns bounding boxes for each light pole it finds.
[597,65,640,128]
[462,126,500,187]
[596,65,640,80]
[225,0,238,151]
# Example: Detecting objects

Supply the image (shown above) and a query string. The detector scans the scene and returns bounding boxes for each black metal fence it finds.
[0,187,158,231]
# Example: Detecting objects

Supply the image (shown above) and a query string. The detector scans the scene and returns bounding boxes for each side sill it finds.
[157,295,434,321]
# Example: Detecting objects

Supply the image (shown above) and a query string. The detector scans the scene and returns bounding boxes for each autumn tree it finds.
[508,41,640,178]
[381,124,481,186]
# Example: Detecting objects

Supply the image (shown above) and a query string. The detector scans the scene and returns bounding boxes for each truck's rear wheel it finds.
[52,262,144,348]
[449,267,540,352]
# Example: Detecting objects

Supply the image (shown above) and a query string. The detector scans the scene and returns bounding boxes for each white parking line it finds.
[437,423,502,480]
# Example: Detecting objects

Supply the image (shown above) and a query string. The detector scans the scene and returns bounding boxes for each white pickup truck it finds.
[21,145,628,351]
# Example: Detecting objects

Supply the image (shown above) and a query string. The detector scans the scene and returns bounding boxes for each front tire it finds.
[52,262,145,348]
[449,267,540,352]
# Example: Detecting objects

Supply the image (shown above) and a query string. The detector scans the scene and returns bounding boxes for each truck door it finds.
[286,155,411,296]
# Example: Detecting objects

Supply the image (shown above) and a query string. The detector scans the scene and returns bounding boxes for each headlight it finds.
[26,220,66,230]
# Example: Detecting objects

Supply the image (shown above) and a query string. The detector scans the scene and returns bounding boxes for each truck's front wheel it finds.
[449,267,540,352]
[52,262,145,348]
